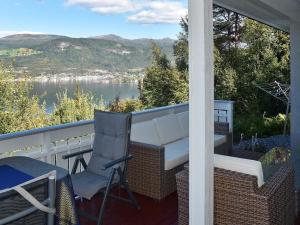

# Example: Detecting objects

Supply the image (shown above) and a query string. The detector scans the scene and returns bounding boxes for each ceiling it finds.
[214,0,300,32]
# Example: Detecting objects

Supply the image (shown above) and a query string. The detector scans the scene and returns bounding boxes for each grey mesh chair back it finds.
[63,110,139,225]
[0,173,56,225]
[87,110,131,177]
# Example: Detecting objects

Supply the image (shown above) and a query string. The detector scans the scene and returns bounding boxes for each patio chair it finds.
[0,171,56,225]
[62,110,140,225]
[176,155,295,225]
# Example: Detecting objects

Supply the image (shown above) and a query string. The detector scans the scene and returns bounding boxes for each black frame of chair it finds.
[62,113,140,225]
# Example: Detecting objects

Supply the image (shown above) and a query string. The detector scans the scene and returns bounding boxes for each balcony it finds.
[0,101,234,225]
[0,101,233,170]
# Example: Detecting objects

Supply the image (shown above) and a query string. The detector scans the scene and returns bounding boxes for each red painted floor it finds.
[295,216,300,225]
[77,190,178,225]
[77,189,300,225]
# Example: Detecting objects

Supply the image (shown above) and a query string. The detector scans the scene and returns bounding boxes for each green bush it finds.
[51,86,105,124]
[233,113,289,142]
[0,62,50,134]
[108,97,144,113]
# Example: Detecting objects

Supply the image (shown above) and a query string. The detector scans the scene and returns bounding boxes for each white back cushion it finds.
[214,154,264,187]
[153,114,184,145]
[176,111,189,137]
[131,121,161,146]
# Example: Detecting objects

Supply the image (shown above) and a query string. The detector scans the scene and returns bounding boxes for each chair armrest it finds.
[128,141,165,199]
[129,141,165,169]
[129,141,165,165]
[254,163,295,223]
[257,163,294,198]
[102,155,133,170]
[62,149,93,160]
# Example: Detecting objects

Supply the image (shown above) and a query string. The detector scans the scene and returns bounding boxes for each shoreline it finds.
[12,76,141,84]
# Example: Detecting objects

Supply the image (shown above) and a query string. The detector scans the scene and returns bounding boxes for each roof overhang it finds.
[214,0,300,33]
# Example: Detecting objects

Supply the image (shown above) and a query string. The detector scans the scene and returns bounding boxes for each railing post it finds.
[227,101,234,133]
[48,175,56,225]
[42,132,52,163]
[214,100,234,132]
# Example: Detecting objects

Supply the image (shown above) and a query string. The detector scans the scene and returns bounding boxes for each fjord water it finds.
[31,81,139,113]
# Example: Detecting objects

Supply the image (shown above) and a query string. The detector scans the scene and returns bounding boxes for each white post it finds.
[290,21,300,190]
[189,0,214,224]
[42,132,52,163]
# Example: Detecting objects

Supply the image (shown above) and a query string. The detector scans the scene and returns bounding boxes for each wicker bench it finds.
[127,122,232,200]
[176,162,295,225]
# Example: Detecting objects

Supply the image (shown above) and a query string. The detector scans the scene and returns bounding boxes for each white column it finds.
[189,0,214,224]
[290,21,300,189]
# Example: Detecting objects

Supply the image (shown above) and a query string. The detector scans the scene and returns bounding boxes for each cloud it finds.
[66,0,140,14]
[0,31,45,38]
[65,0,187,24]
[128,1,187,24]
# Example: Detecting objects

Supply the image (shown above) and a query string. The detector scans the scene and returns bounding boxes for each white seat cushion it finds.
[164,135,229,170]
[131,121,161,146]
[164,138,189,170]
[153,114,184,145]
[214,134,227,147]
[176,111,189,137]
[214,154,265,187]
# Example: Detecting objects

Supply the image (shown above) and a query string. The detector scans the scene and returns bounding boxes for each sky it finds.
[0,0,188,39]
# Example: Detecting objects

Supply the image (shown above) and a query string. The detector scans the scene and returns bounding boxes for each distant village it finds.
[14,68,144,83]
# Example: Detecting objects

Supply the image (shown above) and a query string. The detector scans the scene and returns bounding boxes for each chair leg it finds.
[123,180,141,210]
[117,167,140,210]
[97,168,116,225]
[71,157,80,174]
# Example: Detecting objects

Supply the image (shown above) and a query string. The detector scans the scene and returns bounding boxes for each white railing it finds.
[0,120,94,173]
[214,100,234,132]
[0,100,234,171]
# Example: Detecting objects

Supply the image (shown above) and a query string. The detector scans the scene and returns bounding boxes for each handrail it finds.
[132,102,188,115]
[214,100,235,104]
[0,101,234,142]
[0,120,94,142]
[0,103,189,142]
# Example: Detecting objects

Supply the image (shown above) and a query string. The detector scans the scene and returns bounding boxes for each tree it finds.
[51,86,105,124]
[213,6,244,51]
[214,47,237,100]
[212,7,290,115]
[0,62,49,134]
[140,44,188,107]
[108,96,144,113]
[239,19,290,115]
[173,16,189,81]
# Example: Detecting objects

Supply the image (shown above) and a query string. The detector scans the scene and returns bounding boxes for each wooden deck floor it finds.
[76,190,178,225]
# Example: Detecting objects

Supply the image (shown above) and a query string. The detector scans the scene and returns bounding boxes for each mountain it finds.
[0,34,174,76]
[92,34,174,48]
[0,34,67,49]
[92,34,126,43]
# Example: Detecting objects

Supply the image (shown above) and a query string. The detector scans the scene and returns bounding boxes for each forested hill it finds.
[0,34,174,76]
